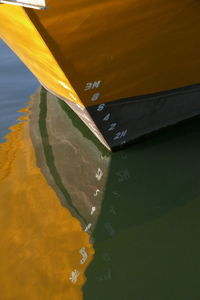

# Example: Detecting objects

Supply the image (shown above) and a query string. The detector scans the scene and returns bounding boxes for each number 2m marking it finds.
[113,130,128,140]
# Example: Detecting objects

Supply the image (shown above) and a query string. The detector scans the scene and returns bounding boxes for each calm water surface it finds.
[1,40,200,300]
[0,39,38,142]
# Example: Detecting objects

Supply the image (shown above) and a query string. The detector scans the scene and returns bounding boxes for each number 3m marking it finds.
[84,80,101,91]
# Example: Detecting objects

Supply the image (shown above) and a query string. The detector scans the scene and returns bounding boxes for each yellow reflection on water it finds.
[0,108,94,299]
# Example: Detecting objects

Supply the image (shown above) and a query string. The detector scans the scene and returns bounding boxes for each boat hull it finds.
[1,0,200,150]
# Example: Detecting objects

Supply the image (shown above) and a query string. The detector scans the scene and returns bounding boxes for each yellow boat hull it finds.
[1,0,200,150]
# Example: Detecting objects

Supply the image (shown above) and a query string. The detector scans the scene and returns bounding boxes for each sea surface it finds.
[1,39,200,300]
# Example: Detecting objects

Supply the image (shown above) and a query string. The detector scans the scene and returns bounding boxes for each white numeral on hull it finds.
[84,80,102,91]
[113,130,128,140]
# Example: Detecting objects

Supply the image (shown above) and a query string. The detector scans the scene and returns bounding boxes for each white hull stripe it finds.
[0,0,46,9]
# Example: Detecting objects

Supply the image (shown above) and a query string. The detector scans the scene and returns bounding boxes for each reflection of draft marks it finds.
[102,253,111,262]
[96,168,103,181]
[91,206,96,215]
[69,269,80,284]
[112,191,120,198]
[110,206,116,215]
[85,223,92,232]
[115,169,131,182]
[80,247,88,264]
[121,153,128,160]
[94,189,100,197]
[104,223,115,236]
[96,269,112,282]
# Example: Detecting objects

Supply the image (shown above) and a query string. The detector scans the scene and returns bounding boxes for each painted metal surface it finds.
[87,84,200,150]
[1,0,200,108]
[0,5,82,105]
[1,0,200,150]
[27,0,200,107]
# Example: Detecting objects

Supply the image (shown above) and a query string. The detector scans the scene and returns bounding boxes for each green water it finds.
[84,123,200,300]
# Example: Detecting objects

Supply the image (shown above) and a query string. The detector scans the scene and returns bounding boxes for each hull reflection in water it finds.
[30,87,200,299]
[30,87,110,232]
[0,101,94,299]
